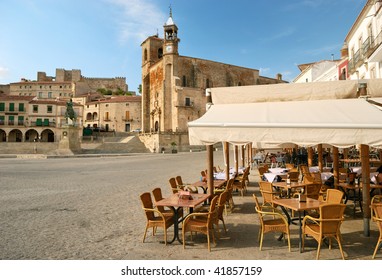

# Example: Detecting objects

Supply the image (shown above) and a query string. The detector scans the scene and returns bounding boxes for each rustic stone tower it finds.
[161,8,180,132]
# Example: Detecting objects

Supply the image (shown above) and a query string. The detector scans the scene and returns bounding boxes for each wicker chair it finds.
[152,187,182,218]
[285,163,295,170]
[259,181,280,206]
[305,183,322,200]
[169,177,180,194]
[175,175,198,193]
[215,191,228,236]
[253,194,291,251]
[371,195,382,259]
[139,192,174,245]
[302,203,346,259]
[324,189,344,204]
[288,171,300,182]
[224,178,235,213]
[233,166,250,196]
[182,195,219,251]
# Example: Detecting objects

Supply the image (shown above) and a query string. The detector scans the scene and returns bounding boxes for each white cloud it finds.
[260,27,295,42]
[305,43,342,57]
[107,0,166,44]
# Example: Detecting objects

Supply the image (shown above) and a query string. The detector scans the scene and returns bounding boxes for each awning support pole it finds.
[207,144,214,197]
[360,144,371,237]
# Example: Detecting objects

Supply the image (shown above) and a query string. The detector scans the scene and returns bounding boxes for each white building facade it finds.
[347,0,382,80]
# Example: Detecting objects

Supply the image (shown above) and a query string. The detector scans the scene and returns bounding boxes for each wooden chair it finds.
[253,194,291,251]
[371,195,382,259]
[182,195,219,252]
[302,203,346,259]
[139,192,174,245]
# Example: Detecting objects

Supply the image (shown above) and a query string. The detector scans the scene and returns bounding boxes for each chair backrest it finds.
[175,175,184,186]
[140,192,155,220]
[152,187,166,213]
[339,167,348,173]
[240,167,250,185]
[299,165,309,175]
[252,194,273,225]
[169,177,179,193]
[263,164,269,172]
[347,172,357,184]
[319,203,346,234]
[371,195,382,224]
[225,178,234,190]
[312,172,322,184]
[258,166,266,176]
[288,171,299,182]
[259,181,275,204]
[224,178,234,198]
[285,163,295,170]
[303,173,315,184]
[217,191,228,218]
[207,195,220,226]
[325,189,344,203]
[253,193,261,212]
[305,183,322,199]
[375,173,382,185]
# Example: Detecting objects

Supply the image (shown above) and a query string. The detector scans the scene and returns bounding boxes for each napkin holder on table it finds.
[178,190,192,200]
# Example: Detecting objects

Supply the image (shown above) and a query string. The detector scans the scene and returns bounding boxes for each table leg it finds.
[165,207,183,244]
[298,211,302,253]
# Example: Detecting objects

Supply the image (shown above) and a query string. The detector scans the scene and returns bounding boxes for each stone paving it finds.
[0,151,380,260]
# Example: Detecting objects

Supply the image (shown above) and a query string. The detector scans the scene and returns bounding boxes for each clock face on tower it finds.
[166,45,173,53]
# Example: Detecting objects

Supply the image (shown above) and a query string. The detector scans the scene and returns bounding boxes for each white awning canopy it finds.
[188,98,382,148]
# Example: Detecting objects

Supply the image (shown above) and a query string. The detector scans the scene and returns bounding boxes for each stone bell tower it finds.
[162,7,180,132]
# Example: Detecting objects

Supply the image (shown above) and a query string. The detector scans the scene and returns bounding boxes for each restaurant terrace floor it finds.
[0,151,380,260]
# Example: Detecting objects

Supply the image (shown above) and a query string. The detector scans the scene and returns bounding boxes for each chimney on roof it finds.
[276,73,282,80]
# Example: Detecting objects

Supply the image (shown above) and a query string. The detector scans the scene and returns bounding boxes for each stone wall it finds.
[0,142,58,154]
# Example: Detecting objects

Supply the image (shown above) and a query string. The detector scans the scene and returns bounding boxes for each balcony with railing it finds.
[348,31,382,74]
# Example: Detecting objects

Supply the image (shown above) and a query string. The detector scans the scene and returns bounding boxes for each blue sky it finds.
[0,0,365,92]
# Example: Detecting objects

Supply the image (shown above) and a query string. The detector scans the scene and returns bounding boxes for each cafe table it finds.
[272,181,307,198]
[190,179,226,193]
[272,197,322,252]
[154,193,210,244]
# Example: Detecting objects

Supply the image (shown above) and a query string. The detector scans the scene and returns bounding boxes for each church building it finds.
[140,10,286,152]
